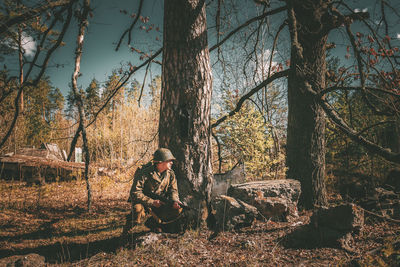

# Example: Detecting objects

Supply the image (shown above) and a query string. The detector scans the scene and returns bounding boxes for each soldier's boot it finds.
[121,204,145,237]
[121,221,136,237]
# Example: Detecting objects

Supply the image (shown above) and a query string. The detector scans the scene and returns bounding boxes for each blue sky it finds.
[4,0,400,99]
[43,0,164,96]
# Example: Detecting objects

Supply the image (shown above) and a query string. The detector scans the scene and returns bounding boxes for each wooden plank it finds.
[0,155,84,182]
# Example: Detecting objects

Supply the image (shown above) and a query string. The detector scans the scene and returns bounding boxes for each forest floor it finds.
[0,177,399,266]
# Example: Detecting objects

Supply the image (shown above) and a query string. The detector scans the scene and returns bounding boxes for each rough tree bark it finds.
[159,0,213,225]
[285,0,329,209]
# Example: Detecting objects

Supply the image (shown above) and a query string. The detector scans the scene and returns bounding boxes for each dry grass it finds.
[0,173,131,254]
[1,176,399,266]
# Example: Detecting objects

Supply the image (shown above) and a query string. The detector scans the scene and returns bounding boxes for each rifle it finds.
[146,191,197,212]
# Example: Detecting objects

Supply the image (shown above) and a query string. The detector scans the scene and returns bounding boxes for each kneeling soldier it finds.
[122,148,182,235]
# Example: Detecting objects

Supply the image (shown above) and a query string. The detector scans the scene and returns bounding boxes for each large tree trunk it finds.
[160,0,213,225]
[286,0,328,209]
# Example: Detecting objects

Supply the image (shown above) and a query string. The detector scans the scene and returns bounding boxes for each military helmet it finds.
[153,148,176,162]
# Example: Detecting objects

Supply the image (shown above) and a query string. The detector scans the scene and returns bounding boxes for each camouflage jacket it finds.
[128,162,180,207]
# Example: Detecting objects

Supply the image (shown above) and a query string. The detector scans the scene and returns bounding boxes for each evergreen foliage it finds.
[213,89,286,180]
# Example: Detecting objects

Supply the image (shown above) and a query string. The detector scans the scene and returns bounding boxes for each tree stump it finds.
[284,204,364,249]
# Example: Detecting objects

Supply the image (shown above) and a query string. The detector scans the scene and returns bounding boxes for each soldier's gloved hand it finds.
[153,199,163,208]
[172,202,181,210]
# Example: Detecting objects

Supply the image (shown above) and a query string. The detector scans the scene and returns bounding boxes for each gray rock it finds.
[211,195,258,230]
[227,179,301,221]
[136,233,161,247]
[253,196,290,219]
[228,179,301,202]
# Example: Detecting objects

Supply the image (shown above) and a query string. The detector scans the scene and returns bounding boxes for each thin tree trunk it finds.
[15,6,24,155]
[18,24,24,114]
[71,0,91,211]
[160,0,213,226]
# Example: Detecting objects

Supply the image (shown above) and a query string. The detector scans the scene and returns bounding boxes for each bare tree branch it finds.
[115,0,144,51]
[0,0,73,36]
[320,85,400,98]
[380,0,400,65]
[267,20,287,78]
[215,0,221,56]
[24,5,70,80]
[211,130,223,173]
[209,5,287,52]
[245,5,268,82]
[320,97,400,163]
[212,69,289,128]
[0,2,74,150]
[345,22,394,116]
[31,6,74,86]
[137,61,151,106]
[356,120,396,136]
[304,80,400,164]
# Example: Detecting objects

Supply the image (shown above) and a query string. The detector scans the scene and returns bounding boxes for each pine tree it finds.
[160,0,213,225]
[84,78,100,120]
